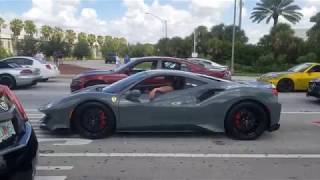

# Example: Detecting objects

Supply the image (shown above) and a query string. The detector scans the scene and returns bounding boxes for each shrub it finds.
[0,48,9,59]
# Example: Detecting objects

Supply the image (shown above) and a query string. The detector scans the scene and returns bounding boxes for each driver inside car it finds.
[148,76,185,100]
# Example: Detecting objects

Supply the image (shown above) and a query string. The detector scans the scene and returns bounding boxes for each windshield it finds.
[103,72,146,93]
[288,63,312,72]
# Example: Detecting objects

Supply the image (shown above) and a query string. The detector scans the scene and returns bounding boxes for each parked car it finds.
[187,58,227,69]
[257,63,320,92]
[0,85,38,180]
[41,70,281,140]
[1,56,60,81]
[307,78,320,98]
[0,61,41,89]
[105,52,117,64]
[70,56,231,92]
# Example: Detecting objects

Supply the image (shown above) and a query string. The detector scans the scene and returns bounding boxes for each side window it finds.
[185,78,206,88]
[4,58,19,64]
[0,62,10,69]
[162,61,181,70]
[309,65,320,73]
[24,59,34,65]
[132,61,157,71]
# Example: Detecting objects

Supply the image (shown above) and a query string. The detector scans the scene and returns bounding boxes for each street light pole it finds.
[231,0,237,73]
[239,0,243,29]
[145,12,167,39]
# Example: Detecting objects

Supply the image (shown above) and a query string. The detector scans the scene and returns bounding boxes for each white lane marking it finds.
[36,166,73,171]
[38,138,92,146]
[40,153,320,159]
[282,112,320,114]
[35,176,67,180]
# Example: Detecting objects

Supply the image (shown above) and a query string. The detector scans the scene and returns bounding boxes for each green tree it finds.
[0,48,9,59]
[87,34,96,47]
[16,36,38,56]
[251,0,303,26]
[78,32,87,42]
[24,20,37,37]
[65,29,76,45]
[40,25,53,41]
[73,40,91,59]
[0,17,7,47]
[97,35,104,47]
[51,27,64,41]
[307,12,320,57]
[10,19,24,39]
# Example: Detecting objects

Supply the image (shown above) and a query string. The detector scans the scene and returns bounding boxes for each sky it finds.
[0,0,319,44]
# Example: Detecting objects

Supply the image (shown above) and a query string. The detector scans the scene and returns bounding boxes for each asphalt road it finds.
[13,78,320,180]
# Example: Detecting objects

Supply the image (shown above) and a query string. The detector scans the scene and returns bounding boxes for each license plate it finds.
[0,121,16,143]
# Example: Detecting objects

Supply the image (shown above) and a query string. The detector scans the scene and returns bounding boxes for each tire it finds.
[0,75,16,89]
[85,80,105,88]
[277,78,294,92]
[74,102,115,139]
[225,101,268,140]
[42,78,49,82]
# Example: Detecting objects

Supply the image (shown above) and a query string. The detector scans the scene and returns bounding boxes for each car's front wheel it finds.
[277,78,294,92]
[0,75,16,89]
[225,102,268,140]
[74,102,115,139]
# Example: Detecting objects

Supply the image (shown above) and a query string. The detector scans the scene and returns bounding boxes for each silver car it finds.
[0,61,41,89]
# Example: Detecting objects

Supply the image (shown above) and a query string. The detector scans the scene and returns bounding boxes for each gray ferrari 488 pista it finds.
[39,70,281,140]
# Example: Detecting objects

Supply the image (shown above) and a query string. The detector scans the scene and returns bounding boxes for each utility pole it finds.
[145,12,167,39]
[239,0,243,29]
[231,0,237,73]
[192,28,198,57]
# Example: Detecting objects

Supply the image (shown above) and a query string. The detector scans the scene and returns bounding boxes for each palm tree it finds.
[87,34,96,47]
[0,17,7,47]
[97,35,104,47]
[51,27,64,41]
[78,32,87,42]
[10,19,24,54]
[65,29,76,45]
[10,19,24,40]
[250,0,303,27]
[40,25,53,41]
[24,20,37,37]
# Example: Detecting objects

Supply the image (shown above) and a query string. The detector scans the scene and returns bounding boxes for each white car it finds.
[1,56,60,81]
[187,58,232,80]
[187,58,227,70]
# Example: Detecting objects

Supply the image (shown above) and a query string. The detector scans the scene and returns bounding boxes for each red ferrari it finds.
[0,85,38,180]
[70,56,231,92]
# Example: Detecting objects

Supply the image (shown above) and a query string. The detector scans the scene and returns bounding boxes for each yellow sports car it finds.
[258,63,320,92]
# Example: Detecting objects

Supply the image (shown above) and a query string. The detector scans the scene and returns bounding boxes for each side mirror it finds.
[125,90,141,102]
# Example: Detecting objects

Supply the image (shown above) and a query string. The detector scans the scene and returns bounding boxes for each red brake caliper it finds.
[99,111,107,129]
[234,112,241,129]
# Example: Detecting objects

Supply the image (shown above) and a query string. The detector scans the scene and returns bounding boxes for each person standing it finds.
[115,55,121,67]
[124,54,130,64]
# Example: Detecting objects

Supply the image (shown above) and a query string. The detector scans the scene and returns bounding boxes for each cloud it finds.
[3,0,317,44]
[18,0,234,43]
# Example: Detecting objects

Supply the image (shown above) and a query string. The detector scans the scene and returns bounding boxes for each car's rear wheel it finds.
[277,78,294,92]
[225,102,268,140]
[0,75,16,89]
[42,78,49,82]
[74,102,115,139]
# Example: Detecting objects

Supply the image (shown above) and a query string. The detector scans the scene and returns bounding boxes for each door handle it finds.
[171,101,181,105]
